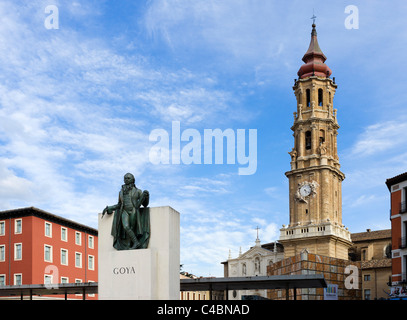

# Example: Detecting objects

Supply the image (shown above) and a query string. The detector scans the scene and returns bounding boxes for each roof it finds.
[261,241,284,253]
[0,207,98,236]
[385,172,407,191]
[361,259,392,269]
[351,229,391,242]
[221,241,284,265]
[180,274,327,292]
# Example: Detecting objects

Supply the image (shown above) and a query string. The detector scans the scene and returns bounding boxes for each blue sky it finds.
[0,0,406,277]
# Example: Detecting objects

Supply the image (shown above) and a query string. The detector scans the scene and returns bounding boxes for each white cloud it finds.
[144,0,286,60]
[349,120,407,157]
[0,163,35,205]
[347,194,379,208]
[180,222,250,275]
[250,217,279,244]
[136,86,236,124]
[0,1,246,225]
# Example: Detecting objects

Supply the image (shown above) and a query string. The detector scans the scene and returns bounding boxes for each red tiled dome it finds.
[298,24,332,79]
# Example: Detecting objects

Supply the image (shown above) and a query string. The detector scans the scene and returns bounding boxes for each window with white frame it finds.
[0,221,5,236]
[61,227,67,242]
[14,274,22,285]
[44,245,53,262]
[75,252,82,268]
[75,232,81,245]
[0,245,5,262]
[14,219,22,234]
[14,243,22,260]
[88,255,94,270]
[61,249,68,265]
[61,277,68,284]
[45,222,52,237]
[88,235,94,249]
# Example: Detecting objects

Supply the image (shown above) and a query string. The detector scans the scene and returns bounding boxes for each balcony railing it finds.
[400,201,407,214]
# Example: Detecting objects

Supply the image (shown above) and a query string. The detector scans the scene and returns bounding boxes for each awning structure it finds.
[0,274,327,300]
[0,282,98,300]
[180,274,327,300]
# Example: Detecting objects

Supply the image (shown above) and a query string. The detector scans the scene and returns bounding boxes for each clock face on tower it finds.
[299,184,312,197]
[295,181,319,203]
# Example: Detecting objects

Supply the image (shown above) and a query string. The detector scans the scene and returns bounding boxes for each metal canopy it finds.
[0,274,327,300]
[0,282,98,299]
[180,274,327,292]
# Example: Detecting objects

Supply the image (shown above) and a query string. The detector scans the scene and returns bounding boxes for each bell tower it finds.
[279,23,352,260]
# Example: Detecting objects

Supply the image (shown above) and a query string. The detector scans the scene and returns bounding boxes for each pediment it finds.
[238,246,273,260]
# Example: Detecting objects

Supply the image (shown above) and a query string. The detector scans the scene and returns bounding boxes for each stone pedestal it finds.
[98,206,180,300]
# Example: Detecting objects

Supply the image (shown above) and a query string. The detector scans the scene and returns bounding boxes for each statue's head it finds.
[123,173,135,186]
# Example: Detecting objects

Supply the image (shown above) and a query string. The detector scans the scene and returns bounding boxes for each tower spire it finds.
[297,21,332,79]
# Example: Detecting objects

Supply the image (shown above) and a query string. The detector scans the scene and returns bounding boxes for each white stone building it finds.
[222,235,284,300]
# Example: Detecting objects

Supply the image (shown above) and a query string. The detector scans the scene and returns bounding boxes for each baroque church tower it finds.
[279,23,352,260]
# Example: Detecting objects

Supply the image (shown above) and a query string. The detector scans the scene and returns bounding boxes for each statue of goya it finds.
[102,173,150,250]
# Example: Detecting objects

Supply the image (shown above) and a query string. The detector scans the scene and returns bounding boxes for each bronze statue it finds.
[102,173,150,250]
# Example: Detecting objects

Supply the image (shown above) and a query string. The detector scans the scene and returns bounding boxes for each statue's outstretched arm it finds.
[102,204,119,217]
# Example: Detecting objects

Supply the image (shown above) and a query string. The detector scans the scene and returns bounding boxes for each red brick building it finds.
[267,251,362,300]
[0,207,98,299]
[386,172,407,298]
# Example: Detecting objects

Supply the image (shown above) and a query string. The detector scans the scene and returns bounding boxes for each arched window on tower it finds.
[318,88,323,106]
[319,129,325,145]
[306,89,311,107]
[305,131,312,150]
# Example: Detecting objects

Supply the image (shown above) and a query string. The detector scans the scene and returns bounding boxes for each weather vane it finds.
[311,9,317,25]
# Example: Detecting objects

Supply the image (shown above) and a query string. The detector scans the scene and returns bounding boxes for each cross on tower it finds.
[311,10,317,25]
